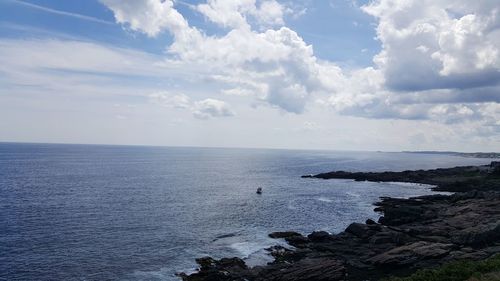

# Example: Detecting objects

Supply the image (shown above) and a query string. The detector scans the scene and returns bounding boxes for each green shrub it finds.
[384,255,500,281]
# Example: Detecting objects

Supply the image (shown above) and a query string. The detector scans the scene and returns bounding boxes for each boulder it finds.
[345,223,370,238]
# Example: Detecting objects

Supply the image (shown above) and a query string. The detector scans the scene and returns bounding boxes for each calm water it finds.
[0,143,492,281]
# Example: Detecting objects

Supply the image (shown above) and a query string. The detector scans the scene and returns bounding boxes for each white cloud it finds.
[2,0,499,150]
[196,0,254,30]
[255,0,286,27]
[196,0,285,30]
[149,92,191,109]
[193,98,235,119]
[149,92,235,119]
[100,0,344,114]
[98,0,499,130]
[0,38,163,76]
[222,87,255,96]
[89,0,500,137]
[362,0,500,91]
[0,38,177,103]
[431,14,498,75]
[317,0,500,137]
[100,0,191,37]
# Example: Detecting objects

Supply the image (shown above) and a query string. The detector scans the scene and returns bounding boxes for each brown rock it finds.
[367,241,453,266]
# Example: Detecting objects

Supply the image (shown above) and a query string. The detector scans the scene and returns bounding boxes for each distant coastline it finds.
[402,150,500,159]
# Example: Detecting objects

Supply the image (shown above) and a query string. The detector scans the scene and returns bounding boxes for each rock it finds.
[411,242,454,257]
[452,223,500,246]
[259,258,346,281]
[307,231,330,242]
[181,257,248,281]
[407,225,453,237]
[490,162,500,176]
[267,245,295,262]
[305,163,500,193]
[345,223,370,238]
[269,231,302,239]
[182,163,500,281]
[195,257,217,270]
[417,235,450,243]
[484,245,500,254]
[194,256,247,271]
[368,230,411,246]
[285,235,310,246]
[367,242,453,266]
[270,231,309,246]
[218,257,247,269]
[380,205,431,226]
[446,250,489,261]
[369,234,394,245]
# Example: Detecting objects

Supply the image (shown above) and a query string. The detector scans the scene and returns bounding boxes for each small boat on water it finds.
[256,187,263,194]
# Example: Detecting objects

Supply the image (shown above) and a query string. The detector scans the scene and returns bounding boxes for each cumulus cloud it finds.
[100,0,342,114]
[149,92,234,119]
[99,0,499,135]
[166,25,338,113]
[100,0,191,37]
[320,0,500,135]
[362,0,500,92]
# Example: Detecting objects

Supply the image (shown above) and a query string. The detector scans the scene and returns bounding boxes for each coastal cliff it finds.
[180,162,500,281]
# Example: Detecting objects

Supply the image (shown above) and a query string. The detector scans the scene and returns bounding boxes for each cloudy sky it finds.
[0,0,499,151]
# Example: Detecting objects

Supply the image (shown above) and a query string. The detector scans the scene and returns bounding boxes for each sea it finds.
[0,142,493,281]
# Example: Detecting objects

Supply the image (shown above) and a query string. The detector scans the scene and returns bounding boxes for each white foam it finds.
[346,192,360,197]
[244,248,275,267]
[385,181,436,188]
[223,232,292,267]
[229,241,263,257]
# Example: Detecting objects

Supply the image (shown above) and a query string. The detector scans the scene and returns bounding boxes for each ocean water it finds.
[0,143,492,281]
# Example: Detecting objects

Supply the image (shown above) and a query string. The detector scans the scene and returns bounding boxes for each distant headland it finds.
[402,151,500,159]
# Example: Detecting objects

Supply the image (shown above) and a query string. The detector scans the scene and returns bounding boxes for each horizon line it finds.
[0,140,498,155]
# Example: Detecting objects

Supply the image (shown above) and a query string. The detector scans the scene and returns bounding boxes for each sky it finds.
[0,0,499,152]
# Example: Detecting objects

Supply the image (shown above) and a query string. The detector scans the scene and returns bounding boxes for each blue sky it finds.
[0,0,378,65]
[0,0,498,151]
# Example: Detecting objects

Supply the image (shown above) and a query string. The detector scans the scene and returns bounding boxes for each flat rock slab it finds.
[367,242,454,266]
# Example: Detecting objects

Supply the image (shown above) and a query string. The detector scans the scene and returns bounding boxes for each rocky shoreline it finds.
[179,162,500,281]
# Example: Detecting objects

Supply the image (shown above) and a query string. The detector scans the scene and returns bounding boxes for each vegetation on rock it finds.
[385,254,500,281]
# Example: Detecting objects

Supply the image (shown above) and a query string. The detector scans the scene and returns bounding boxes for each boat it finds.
[256,187,263,194]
